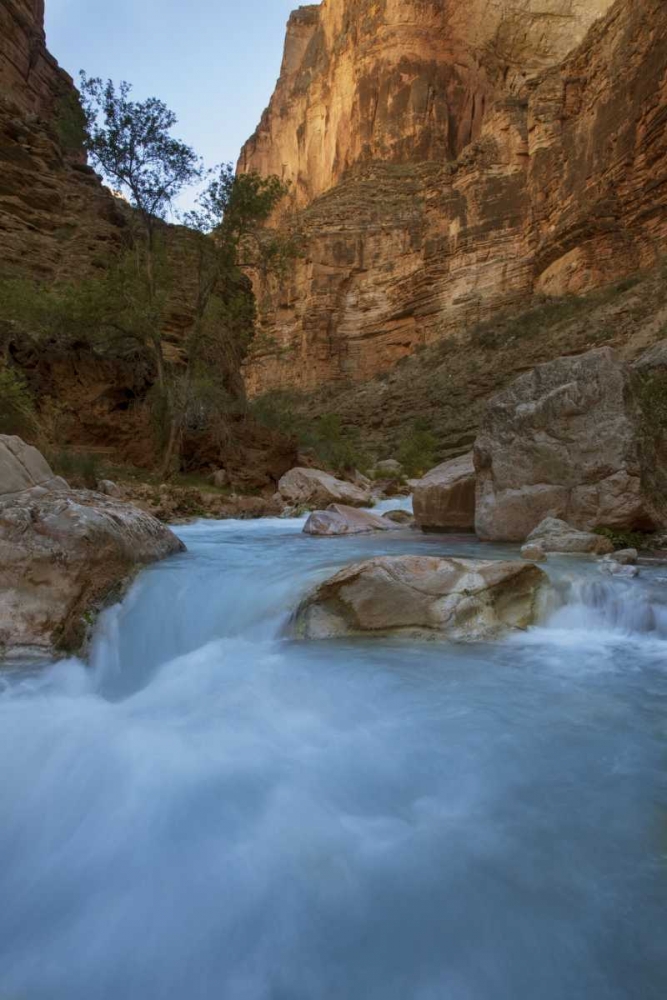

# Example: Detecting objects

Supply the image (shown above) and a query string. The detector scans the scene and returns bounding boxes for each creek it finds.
[1,501,666,999]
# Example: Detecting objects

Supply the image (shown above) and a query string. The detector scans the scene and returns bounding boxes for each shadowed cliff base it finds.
[250,261,667,464]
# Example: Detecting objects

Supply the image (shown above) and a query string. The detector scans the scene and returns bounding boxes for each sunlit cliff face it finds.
[239,0,615,206]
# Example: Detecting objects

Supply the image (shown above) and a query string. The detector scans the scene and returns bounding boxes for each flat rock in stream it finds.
[293,555,550,641]
[303,504,404,536]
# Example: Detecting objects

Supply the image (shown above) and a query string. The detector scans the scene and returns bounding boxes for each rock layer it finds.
[241,0,667,395]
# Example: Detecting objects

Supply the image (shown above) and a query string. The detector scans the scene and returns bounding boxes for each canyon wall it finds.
[241,0,667,395]
[0,0,69,114]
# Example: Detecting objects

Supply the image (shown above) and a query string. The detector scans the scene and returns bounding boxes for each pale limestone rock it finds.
[0,435,68,498]
[293,556,550,642]
[211,469,229,489]
[0,490,184,657]
[526,518,614,555]
[303,504,403,536]
[279,467,372,509]
[474,349,664,542]
[413,453,476,532]
[96,479,121,497]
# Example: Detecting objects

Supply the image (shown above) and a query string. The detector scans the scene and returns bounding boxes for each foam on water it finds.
[0,514,666,999]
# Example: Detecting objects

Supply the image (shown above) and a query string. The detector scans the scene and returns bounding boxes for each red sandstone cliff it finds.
[240,0,667,395]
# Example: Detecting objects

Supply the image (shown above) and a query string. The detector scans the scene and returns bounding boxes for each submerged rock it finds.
[0,490,184,657]
[293,555,550,641]
[382,509,414,525]
[412,453,476,532]
[526,517,614,555]
[279,467,372,509]
[303,504,403,536]
[599,562,640,579]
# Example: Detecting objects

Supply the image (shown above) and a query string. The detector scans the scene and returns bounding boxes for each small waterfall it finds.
[546,573,667,639]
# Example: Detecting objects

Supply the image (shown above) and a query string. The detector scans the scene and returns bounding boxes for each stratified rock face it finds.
[240,0,613,207]
[279,467,372,507]
[0,488,185,656]
[0,434,67,497]
[474,347,663,542]
[242,0,667,395]
[293,555,550,641]
[412,452,475,531]
[0,0,70,115]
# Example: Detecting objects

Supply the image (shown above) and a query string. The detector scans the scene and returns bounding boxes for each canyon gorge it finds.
[2,6,667,998]
[240,0,667,394]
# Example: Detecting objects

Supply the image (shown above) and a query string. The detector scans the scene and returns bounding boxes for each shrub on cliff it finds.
[398,420,437,477]
[0,367,36,437]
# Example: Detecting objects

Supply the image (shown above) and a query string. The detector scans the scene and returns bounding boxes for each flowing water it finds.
[1,503,667,999]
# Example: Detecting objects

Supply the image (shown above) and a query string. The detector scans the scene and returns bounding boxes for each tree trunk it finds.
[159,415,180,480]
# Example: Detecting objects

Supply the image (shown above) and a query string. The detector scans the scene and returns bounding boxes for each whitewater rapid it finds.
[1,505,666,999]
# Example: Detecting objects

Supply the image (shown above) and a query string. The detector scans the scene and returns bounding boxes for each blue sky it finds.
[45,0,297,204]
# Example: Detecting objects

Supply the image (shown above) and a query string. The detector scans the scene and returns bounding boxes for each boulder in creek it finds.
[474,346,667,542]
[292,555,550,642]
[412,453,476,532]
[0,490,184,658]
[526,517,614,555]
[382,509,415,525]
[303,504,403,536]
[279,467,372,509]
[0,434,68,498]
[599,562,639,579]
[601,548,638,566]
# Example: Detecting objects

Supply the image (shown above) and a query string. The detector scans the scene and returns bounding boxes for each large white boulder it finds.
[412,453,476,531]
[279,467,372,508]
[0,434,68,498]
[474,347,667,541]
[293,555,550,641]
[0,490,184,657]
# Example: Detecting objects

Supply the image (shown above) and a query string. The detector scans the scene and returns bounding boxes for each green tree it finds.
[79,74,201,389]
[157,164,290,474]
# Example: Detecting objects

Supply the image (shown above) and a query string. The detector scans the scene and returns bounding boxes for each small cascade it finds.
[546,573,667,639]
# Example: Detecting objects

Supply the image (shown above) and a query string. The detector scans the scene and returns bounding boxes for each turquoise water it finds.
[1,508,666,999]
